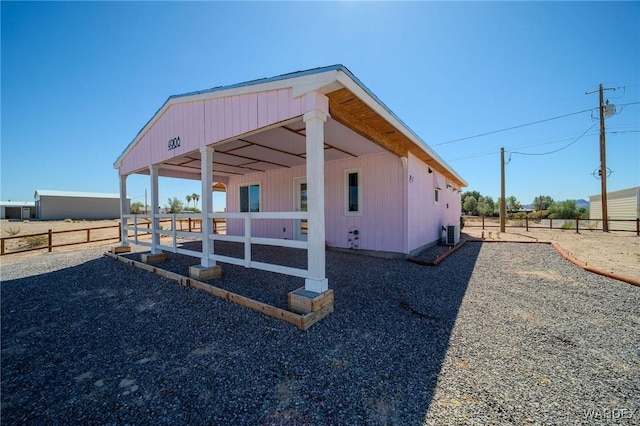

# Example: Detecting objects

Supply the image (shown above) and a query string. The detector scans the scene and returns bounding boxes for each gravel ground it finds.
[1,243,639,425]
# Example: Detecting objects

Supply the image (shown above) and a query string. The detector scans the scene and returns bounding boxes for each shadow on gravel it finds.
[1,242,482,424]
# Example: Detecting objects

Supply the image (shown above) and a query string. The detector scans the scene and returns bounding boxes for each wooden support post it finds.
[48,229,52,252]
[525,216,529,232]
[550,218,553,229]
[576,218,579,234]
[482,216,485,230]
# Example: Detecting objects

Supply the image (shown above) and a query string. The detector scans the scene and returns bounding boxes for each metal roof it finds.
[0,201,35,207]
[34,190,121,199]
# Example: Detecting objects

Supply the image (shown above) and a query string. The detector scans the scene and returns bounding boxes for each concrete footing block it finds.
[189,264,222,280]
[288,287,334,314]
[141,252,167,264]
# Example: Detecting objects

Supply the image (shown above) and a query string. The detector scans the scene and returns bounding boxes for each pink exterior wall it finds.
[407,152,461,253]
[120,88,308,175]
[225,152,408,254]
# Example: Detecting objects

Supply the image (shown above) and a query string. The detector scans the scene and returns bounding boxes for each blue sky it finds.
[2,1,639,209]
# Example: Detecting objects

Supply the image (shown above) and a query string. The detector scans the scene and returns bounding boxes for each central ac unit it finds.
[446,225,460,246]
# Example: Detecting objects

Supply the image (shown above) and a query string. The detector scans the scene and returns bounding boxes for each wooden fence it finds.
[0,218,226,256]
[465,216,640,236]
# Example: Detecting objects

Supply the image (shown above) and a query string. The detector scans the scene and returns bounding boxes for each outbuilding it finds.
[590,186,640,231]
[114,65,467,312]
[35,190,129,220]
[0,201,36,220]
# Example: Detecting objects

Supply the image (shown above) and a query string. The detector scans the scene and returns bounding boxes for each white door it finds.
[294,178,308,241]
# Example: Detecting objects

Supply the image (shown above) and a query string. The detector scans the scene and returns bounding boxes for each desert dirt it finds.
[1,219,638,281]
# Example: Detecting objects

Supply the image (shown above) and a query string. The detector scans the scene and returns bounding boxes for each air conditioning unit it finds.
[446,225,460,246]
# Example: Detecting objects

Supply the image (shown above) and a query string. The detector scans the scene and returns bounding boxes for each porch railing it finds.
[122,211,309,279]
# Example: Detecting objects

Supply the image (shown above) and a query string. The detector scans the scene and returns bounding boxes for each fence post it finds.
[1,238,4,255]
[526,216,529,232]
[87,229,91,243]
[576,218,579,234]
[48,229,52,252]
[482,216,485,230]
[189,217,192,232]
[549,218,553,230]
[637,218,639,237]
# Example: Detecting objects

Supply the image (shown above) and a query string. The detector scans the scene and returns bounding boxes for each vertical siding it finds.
[407,153,461,252]
[120,88,303,175]
[225,152,407,254]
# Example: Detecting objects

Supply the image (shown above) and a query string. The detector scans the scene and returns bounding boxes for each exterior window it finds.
[434,189,440,205]
[345,169,362,215]
[240,183,260,212]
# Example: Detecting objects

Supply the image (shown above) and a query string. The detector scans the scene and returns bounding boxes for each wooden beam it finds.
[329,101,407,158]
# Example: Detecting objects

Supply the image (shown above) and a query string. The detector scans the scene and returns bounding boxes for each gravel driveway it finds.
[1,243,638,425]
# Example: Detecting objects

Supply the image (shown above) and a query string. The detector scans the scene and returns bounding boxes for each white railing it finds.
[122,211,309,279]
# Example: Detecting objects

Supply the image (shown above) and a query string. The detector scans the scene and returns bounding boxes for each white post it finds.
[119,172,128,245]
[303,109,328,293]
[200,146,215,267]
[150,164,161,254]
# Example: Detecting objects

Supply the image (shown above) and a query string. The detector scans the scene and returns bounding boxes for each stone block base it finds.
[111,245,131,254]
[189,264,222,280]
[288,287,334,314]
[141,252,167,264]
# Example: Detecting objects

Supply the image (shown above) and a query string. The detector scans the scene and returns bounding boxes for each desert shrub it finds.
[64,218,73,223]
[528,210,549,220]
[4,226,21,236]
[26,235,47,248]
[513,212,527,219]
[460,216,465,230]
[561,221,575,229]
[512,219,525,227]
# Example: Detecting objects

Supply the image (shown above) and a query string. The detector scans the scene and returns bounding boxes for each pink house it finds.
[114,65,466,312]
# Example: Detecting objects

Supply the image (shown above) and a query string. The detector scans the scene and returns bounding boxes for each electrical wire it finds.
[432,101,640,148]
[431,108,595,147]
[508,123,597,161]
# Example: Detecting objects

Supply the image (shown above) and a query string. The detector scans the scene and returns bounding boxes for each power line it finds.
[508,123,597,159]
[431,108,594,147]
[431,101,640,148]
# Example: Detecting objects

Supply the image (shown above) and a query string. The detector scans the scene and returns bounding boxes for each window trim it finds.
[239,182,261,213]
[344,168,363,216]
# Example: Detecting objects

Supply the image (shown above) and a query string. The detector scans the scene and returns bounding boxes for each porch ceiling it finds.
[156,116,386,179]
[327,88,459,184]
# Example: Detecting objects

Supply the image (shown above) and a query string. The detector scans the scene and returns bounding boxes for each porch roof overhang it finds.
[114,65,467,188]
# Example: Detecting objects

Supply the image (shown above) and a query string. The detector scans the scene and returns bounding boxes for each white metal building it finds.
[0,201,36,220]
[590,186,640,231]
[34,190,130,220]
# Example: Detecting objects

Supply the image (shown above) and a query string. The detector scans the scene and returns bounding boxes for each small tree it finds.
[130,202,144,214]
[532,195,554,211]
[186,195,192,209]
[506,195,522,215]
[167,197,183,214]
[463,196,478,215]
[477,196,496,216]
[192,193,199,209]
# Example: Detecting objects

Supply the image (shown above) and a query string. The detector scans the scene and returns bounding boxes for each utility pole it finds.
[586,84,616,232]
[500,147,506,232]
[598,84,609,232]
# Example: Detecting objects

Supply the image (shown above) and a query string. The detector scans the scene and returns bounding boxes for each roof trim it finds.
[114,64,466,187]
[34,190,122,199]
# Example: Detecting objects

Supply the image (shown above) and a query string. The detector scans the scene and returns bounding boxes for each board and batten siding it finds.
[590,187,640,231]
[120,88,326,176]
[225,152,408,254]
[407,152,461,253]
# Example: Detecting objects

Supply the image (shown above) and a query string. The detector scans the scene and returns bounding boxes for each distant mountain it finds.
[576,199,589,209]
[523,198,590,210]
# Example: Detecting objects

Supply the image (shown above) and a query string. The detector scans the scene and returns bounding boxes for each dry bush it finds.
[3,226,21,236]
[25,235,47,248]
